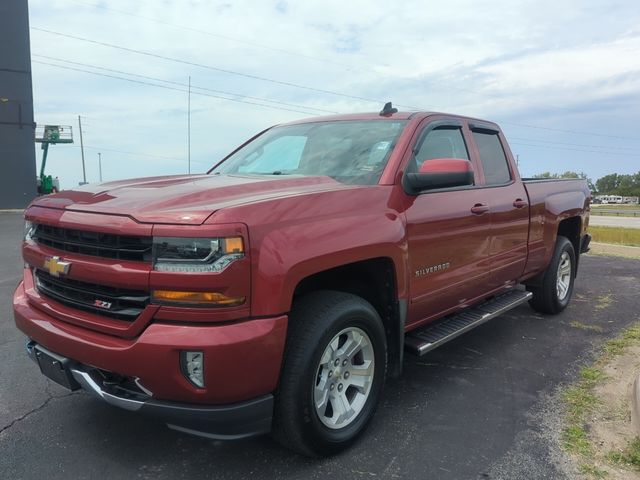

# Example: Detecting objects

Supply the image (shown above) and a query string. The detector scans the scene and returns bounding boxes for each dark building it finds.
[0,0,36,209]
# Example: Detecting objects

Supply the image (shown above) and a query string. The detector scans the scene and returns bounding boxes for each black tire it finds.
[528,236,576,314]
[272,290,387,457]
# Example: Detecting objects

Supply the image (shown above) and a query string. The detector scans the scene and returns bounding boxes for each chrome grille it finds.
[34,269,149,321]
[33,224,152,262]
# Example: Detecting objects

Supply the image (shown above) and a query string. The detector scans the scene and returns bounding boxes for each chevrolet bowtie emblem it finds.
[44,256,71,277]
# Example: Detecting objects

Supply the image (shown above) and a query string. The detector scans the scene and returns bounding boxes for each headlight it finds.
[24,220,36,241]
[152,236,244,273]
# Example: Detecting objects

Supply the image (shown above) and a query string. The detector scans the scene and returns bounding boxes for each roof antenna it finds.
[379,102,398,117]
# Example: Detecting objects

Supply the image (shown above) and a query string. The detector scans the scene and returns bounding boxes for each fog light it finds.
[181,351,205,388]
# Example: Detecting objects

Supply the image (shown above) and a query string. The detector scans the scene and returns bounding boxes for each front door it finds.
[404,119,493,327]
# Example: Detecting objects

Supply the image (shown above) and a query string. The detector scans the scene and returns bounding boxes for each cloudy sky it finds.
[29,0,640,188]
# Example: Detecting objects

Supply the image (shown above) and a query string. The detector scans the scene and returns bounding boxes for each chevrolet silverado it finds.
[14,106,591,456]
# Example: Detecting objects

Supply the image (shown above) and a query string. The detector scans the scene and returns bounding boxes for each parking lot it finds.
[1,210,639,479]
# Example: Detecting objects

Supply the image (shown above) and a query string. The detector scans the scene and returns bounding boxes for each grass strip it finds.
[606,437,640,469]
[589,226,640,247]
[560,322,640,477]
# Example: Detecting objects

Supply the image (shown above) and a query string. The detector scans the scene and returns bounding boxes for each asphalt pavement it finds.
[2,211,640,480]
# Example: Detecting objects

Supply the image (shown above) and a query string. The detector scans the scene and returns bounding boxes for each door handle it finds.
[513,198,528,208]
[471,203,490,215]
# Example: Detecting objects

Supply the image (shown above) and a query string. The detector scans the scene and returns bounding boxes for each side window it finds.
[238,135,307,173]
[472,131,512,185]
[414,127,469,170]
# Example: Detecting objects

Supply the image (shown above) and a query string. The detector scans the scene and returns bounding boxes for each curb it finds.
[632,373,640,436]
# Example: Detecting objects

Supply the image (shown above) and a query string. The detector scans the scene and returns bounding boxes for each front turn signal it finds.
[152,290,245,306]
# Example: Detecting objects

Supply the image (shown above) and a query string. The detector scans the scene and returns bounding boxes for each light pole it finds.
[78,115,87,184]
[98,152,102,182]
[188,75,191,174]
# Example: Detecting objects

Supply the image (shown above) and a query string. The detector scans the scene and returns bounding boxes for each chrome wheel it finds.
[556,251,572,301]
[313,327,375,430]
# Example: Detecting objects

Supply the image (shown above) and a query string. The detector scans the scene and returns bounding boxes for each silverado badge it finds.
[44,256,71,277]
[415,262,451,277]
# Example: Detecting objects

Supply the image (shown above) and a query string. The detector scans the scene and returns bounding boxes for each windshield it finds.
[210,120,407,185]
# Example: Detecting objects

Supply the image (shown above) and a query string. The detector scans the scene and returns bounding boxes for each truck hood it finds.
[31,174,352,224]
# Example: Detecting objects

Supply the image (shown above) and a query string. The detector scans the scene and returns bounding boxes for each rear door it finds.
[404,117,492,327]
[469,124,529,290]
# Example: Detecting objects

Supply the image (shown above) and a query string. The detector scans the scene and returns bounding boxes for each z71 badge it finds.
[93,299,113,310]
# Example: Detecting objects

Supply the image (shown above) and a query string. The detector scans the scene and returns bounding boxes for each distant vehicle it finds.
[15,108,591,456]
[599,195,623,204]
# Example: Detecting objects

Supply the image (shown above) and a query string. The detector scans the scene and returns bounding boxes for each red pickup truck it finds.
[14,106,591,456]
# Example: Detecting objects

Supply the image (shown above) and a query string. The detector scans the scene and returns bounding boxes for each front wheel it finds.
[272,291,387,456]
[528,236,576,314]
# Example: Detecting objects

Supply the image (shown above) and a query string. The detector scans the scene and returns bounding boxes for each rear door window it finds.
[472,131,512,185]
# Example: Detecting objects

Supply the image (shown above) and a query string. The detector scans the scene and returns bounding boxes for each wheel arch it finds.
[291,257,406,378]
[557,216,581,258]
[525,216,581,289]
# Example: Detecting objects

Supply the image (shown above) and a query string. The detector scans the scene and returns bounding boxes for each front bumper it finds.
[14,280,287,404]
[14,279,288,438]
[25,341,273,439]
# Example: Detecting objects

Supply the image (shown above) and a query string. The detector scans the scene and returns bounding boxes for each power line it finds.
[33,54,338,114]
[31,26,392,107]
[61,55,630,150]
[502,121,640,141]
[32,60,324,115]
[31,26,640,145]
[509,141,640,157]
[71,144,184,162]
[32,27,640,143]
[64,0,367,72]
[34,60,640,160]
[62,0,584,116]
[508,136,640,152]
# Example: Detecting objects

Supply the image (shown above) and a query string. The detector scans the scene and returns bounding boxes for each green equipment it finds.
[35,125,73,194]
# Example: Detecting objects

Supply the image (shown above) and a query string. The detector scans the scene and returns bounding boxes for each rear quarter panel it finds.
[522,178,590,278]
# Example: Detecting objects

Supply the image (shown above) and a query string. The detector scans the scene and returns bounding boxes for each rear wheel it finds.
[272,291,387,457]
[528,236,576,314]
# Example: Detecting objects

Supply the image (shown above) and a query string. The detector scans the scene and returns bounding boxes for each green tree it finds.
[533,172,556,178]
[596,174,620,194]
[532,171,588,179]
[594,172,640,196]
[532,171,595,192]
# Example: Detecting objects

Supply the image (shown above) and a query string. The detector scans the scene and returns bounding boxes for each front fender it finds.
[250,212,408,316]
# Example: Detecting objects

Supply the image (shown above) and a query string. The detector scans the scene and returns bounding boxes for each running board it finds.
[405,289,533,356]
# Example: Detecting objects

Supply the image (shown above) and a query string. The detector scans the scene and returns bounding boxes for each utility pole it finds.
[188,75,191,174]
[98,152,102,182]
[78,115,87,184]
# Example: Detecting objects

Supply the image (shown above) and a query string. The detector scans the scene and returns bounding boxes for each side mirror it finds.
[404,158,474,194]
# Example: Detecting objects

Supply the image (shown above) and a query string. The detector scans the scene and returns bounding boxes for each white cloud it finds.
[28,0,640,187]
